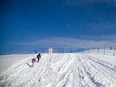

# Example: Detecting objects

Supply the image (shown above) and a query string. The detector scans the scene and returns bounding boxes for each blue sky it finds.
[1,0,116,54]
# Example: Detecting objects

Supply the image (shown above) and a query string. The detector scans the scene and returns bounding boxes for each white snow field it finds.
[0,52,116,87]
[0,54,35,74]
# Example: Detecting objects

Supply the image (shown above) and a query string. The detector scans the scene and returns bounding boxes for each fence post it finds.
[70,48,72,53]
[113,48,115,56]
[83,48,84,54]
[97,48,99,54]
[104,48,105,55]
[43,48,44,53]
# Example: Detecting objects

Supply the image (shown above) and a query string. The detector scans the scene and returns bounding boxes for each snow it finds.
[0,54,36,74]
[0,51,116,87]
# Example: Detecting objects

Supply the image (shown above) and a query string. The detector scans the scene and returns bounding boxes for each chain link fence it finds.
[33,47,116,56]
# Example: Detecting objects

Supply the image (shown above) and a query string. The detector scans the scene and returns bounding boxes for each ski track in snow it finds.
[0,53,116,87]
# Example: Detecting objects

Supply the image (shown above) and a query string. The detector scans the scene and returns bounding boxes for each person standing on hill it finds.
[37,53,41,62]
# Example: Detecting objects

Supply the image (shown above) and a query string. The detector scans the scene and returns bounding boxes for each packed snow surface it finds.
[0,53,116,87]
[0,54,34,71]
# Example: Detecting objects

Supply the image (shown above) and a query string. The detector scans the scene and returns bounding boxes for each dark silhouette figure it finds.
[37,53,41,62]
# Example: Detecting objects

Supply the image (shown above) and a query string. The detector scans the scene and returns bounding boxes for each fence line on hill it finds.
[33,47,116,56]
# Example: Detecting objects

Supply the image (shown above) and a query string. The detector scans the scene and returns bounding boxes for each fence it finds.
[34,47,116,56]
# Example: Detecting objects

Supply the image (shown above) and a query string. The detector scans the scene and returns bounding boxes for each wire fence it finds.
[33,47,116,56]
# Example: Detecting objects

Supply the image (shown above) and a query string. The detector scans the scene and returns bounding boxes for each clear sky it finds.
[1,0,116,54]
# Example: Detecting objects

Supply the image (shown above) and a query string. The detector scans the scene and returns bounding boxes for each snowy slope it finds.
[0,53,116,87]
[0,54,36,74]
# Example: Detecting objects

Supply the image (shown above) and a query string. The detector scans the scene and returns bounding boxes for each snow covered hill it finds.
[0,54,36,74]
[0,53,116,87]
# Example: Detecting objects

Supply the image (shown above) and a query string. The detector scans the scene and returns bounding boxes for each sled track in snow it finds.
[0,53,116,87]
[80,56,116,87]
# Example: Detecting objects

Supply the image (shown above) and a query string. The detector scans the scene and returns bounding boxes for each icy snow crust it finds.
[0,53,116,87]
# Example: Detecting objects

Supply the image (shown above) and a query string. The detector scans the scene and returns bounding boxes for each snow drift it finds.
[0,53,116,87]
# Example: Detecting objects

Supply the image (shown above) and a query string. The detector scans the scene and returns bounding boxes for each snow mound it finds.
[0,53,116,87]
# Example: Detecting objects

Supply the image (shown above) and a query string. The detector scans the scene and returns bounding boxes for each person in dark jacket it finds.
[37,53,41,62]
